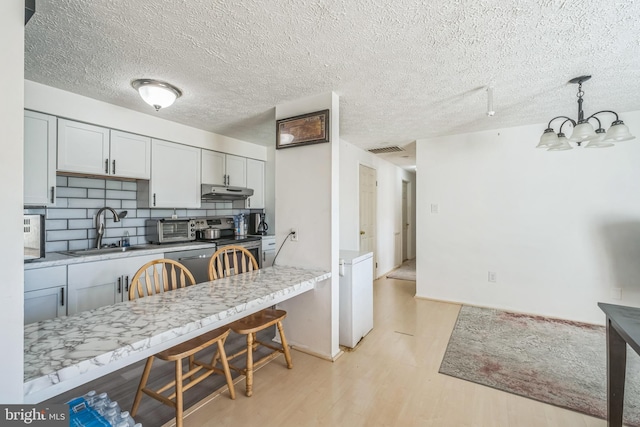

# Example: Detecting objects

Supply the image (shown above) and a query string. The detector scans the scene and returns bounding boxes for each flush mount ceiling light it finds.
[537,76,635,151]
[131,79,182,111]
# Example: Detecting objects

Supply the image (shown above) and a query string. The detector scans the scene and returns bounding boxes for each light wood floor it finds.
[176,276,607,427]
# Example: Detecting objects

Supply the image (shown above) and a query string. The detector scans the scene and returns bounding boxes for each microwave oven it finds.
[145,218,196,244]
[24,214,44,261]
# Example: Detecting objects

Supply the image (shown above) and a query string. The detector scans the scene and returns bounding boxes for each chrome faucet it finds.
[95,207,121,248]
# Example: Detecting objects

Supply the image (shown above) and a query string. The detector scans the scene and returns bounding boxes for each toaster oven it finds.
[145,218,196,244]
[24,214,44,261]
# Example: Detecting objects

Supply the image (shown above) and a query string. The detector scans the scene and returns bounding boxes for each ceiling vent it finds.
[367,146,404,154]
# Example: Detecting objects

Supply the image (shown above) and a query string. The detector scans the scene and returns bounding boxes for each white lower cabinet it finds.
[24,266,67,324]
[261,236,276,268]
[67,254,160,315]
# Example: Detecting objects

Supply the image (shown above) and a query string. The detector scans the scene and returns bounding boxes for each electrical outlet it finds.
[291,228,298,242]
[488,271,497,283]
[430,203,439,214]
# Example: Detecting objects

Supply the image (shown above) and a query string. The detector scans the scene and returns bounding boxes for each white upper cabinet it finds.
[109,130,151,179]
[24,110,57,206]
[144,139,201,208]
[246,158,265,209]
[57,119,150,179]
[57,119,110,175]
[201,149,226,185]
[225,154,247,187]
[202,150,247,187]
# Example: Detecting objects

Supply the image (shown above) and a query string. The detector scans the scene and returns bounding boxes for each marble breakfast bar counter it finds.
[24,265,331,403]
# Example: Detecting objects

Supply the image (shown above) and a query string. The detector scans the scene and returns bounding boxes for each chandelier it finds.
[536,76,635,151]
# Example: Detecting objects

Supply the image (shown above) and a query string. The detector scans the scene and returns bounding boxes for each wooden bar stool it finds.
[208,246,293,397]
[129,259,235,427]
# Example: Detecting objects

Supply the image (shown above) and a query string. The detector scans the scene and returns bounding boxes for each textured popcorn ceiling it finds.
[24,0,640,168]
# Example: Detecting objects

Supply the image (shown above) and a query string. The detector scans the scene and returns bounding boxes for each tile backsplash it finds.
[24,176,253,253]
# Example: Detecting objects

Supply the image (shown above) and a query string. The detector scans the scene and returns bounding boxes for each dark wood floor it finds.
[45,327,276,427]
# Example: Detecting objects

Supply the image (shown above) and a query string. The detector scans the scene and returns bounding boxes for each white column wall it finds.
[274,92,340,359]
[0,1,25,403]
[416,111,640,324]
[25,80,267,160]
[339,140,416,275]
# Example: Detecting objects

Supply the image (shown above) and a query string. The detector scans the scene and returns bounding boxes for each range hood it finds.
[201,184,253,201]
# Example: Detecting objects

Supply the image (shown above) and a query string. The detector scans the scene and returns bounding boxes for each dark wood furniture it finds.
[598,302,640,427]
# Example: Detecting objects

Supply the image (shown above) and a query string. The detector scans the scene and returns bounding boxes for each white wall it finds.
[0,1,25,403]
[339,140,416,276]
[416,111,640,324]
[275,92,340,359]
[25,80,267,161]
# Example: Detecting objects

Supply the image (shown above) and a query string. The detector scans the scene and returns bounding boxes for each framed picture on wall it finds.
[276,109,330,149]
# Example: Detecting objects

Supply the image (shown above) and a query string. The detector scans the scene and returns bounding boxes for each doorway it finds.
[359,164,377,277]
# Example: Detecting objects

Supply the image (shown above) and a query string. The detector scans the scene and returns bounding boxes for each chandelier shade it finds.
[537,76,635,151]
[132,79,182,111]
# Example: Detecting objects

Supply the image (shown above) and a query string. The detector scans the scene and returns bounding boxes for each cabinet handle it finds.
[50,186,55,204]
[125,276,130,293]
[248,198,251,208]
[60,287,65,306]
[153,193,157,206]
[112,160,116,175]
[117,277,122,294]
[263,252,266,262]
[105,159,109,174]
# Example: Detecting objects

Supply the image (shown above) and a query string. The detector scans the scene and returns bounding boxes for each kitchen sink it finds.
[61,246,146,257]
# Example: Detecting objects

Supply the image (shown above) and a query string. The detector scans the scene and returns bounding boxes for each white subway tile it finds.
[68,219,94,229]
[122,181,137,191]
[56,176,68,187]
[45,220,67,230]
[122,200,137,209]
[68,177,105,189]
[47,229,87,241]
[46,241,68,252]
[106,180,122,190]
[47,208,87,219]
[106,190,137,200]
[68,240,91,251]
[68,198,106,208]
[57,187,87,198]
[87,189,106,199]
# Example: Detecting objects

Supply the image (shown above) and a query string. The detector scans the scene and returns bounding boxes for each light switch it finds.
[430,204,439,214]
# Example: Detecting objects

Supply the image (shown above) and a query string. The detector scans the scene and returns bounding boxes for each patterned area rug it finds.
[439,305,640,425]
[386,258,416,281]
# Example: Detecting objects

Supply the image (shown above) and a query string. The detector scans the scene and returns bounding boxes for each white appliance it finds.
[339,250,374,348]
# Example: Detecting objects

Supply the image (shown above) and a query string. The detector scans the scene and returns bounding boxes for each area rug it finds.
[386,258,416,281]
[439,305,640,425]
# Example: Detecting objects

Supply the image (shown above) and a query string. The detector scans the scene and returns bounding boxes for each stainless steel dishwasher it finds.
[165,246,217,283]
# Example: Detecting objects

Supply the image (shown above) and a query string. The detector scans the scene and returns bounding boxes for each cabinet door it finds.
[110,130,151,179]
[67,254,160,315]
[225,154,247,187]
[201,150,226,185]
[246,159,265,209]
[24,266,67,324]
[25,287,66,324]
[57,119,110,175]
[24,111,57,206]
[150,139,201,208]
[262,250,275,268]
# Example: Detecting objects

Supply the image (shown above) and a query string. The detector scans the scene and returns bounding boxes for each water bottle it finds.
[83,390,97,406]
[122,231,130,247]
[106,401,121,415]
[104,408,118,426]
[92,399,107,416]
[118,411,135,427]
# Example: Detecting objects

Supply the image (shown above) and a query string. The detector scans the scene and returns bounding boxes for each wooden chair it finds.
[208,245,292,397]
[129,259,235,427]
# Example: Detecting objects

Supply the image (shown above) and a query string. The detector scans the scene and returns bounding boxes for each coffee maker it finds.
[249,213,269,235]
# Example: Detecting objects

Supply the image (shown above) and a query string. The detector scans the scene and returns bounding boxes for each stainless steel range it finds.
[166,217,263,283]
